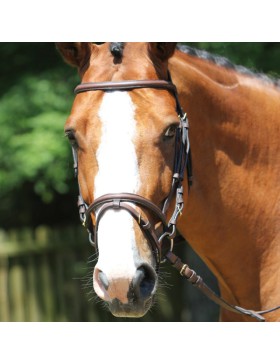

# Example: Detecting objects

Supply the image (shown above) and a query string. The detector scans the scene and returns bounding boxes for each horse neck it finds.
[169,51,280,320]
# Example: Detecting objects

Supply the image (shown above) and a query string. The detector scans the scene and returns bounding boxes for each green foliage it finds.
[0,70,77,203]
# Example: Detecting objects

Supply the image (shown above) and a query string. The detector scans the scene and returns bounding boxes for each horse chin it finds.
[108,297,154,318]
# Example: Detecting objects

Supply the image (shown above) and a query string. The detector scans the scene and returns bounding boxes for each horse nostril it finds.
[98,270,109,290]
[132,264,157,300]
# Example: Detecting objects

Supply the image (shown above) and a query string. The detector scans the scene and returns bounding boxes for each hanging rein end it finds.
[165,251,267,322]
[234,307,266,322]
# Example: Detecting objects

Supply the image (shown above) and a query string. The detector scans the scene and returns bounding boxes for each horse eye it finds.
[164,124,178,138]
[65,130,78,147]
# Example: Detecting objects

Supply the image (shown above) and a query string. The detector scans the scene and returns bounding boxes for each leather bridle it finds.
[72,76,192,269]
[70,74,280,321]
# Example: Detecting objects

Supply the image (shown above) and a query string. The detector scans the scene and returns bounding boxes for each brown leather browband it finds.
[74,79,178,94]
[70,76,280,322]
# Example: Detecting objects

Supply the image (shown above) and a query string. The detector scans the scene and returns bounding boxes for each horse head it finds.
[56,42,188,317]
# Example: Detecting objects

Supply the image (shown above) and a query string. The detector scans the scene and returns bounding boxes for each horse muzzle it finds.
[93,263,157,317]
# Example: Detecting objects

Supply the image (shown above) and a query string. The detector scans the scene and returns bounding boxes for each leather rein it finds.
[71,76,280,322]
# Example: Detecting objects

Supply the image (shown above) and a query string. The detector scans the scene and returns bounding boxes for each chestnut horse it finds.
[57,42,280,321]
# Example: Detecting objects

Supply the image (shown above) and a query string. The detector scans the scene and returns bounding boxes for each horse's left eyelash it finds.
[65,130,78,147]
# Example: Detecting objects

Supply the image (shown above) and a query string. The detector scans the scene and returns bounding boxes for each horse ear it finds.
[56,42,92,69]
[149,42,177,61]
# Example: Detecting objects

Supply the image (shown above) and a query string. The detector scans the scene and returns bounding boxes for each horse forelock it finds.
[110,42,126,58]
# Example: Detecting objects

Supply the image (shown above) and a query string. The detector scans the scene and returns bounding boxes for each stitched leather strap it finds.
[85,192,168,228]
[74,80,177,94]
[83,193,173,267]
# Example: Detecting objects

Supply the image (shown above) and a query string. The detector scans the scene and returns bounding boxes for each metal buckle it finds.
[88,232,96,248]
[158,231,175,263]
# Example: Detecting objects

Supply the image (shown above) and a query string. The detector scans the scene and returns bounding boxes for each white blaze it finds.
[94,91,140,279]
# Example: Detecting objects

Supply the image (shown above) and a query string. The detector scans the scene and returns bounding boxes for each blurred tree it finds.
[0,43,279,228]
[0,43,79,227]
